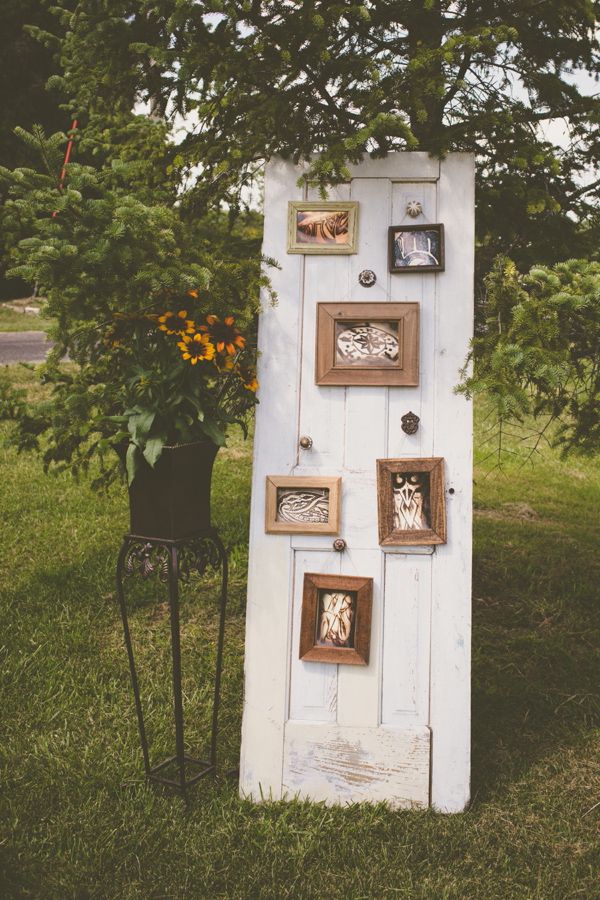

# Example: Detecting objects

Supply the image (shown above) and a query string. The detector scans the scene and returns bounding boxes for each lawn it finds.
[0,367,599,899]
[0,303,53,333]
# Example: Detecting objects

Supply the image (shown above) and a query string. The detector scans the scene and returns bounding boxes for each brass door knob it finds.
[333,538,346,552]
[299,436,313,450]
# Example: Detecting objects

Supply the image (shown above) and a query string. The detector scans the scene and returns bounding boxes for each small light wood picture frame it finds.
[316,302,419,386]
[299,573,373,665]
[265,475,341,534]
[288,201,358,254]
[388,223,445,273]
[377,457,447,546]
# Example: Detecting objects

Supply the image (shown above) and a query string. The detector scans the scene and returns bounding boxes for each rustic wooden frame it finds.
[299,573,373,665]
[265,475,341,534]
[376,457,447,545]
[315,302,419,386]
[388,223,445,273]
[287,201,359,254]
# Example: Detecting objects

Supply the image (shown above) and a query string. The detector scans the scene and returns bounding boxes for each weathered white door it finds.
[240,153,474,812]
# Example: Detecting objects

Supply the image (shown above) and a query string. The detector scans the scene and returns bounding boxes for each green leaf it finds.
[199,420,226,446]
[125,442,139,486]
[143,435,165,468]
[127,410,156,443]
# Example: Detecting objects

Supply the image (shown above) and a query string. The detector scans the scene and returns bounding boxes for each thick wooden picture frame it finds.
[288,201,359,254]
[315,302,419,386]
[388,223,445,273]
[377,457,447,545]
[299,573,373,665]
[265,475,341,534]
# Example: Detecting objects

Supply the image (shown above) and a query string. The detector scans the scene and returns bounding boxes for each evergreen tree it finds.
[0,0,66,297]
[459,257,600,456]
[45,0,599,279]
[5,1,600,454]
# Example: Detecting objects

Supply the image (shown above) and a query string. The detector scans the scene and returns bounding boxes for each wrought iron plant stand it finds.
[115,527,227,799]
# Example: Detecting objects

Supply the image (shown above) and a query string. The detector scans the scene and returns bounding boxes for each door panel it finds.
[241,154,473,812]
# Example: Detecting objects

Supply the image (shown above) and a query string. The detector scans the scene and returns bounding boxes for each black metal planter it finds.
[115,442,227,799]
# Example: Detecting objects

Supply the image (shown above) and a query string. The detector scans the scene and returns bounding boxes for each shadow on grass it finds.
[470,513,600,804]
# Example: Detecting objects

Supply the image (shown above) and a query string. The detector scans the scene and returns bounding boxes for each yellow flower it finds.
[238,362,258,392]
[158,310,195,335]
[187,289,198,298]
[201,314,246,355]
[177,333,215,364]
[215,354,235,371]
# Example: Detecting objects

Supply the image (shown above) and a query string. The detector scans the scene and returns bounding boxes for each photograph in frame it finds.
[315,302,419,386]
[288,201,358,254]
[388,223,444,273]
[376,457,447,545]
[299,573,373,665]
[265,475,341,534]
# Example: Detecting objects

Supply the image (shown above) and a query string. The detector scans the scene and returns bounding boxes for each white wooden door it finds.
[240,153,474,812]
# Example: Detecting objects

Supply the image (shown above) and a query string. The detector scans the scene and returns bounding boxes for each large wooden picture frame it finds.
[299,573,373,665]
[265,475,341,534]
[315,302,419,386]
[288,201,358,254]
[377,457,447,545]
[388,223,445,273]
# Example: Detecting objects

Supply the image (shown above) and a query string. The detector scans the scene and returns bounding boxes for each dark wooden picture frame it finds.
[265,475,341,535]
[376,457,447,546]
[288,201,359,254]
[299,573,373,666]
[388,223,445,273]
[315,302,419,386]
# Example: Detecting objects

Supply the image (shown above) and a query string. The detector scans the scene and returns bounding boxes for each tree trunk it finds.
[406,0,444,151]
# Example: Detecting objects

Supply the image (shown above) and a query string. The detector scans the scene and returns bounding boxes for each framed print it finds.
[299,573,373,665]
[287,201,358,254]
[376,457,447,546]
[265,475,341,534]
[388,223,445,273]
[316,302,419,386]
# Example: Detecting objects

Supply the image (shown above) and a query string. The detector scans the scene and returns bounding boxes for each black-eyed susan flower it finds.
[214,354,235,372]
[200,314,246,355]
[177,332,216,364]
[158,311,195,336]
[238,362,258,392]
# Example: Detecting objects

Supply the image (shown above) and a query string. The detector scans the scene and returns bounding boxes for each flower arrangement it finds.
[0,127,270,490]
[99,293,258,483]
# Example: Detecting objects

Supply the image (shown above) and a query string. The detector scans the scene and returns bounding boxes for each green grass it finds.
[0,304,53,333]
[0,369,599,899]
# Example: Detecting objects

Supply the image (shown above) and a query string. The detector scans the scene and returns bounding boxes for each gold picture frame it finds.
[265,475,341,534]
[287,201,358,254]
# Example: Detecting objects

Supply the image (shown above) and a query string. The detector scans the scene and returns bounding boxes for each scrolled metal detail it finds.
[177,536,222,582]
[122,536,222,582]
[124,542,170,582]
[401,410,420,435]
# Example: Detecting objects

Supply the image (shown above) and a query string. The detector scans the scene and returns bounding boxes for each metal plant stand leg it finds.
[115,529,228,796]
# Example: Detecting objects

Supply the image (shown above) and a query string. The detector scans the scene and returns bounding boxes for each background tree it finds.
[0,0,67,297]
[459,256,600,457]
[45,0,600,280]
[9,0,600,454]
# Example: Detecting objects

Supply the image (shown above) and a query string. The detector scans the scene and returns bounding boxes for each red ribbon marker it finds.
[51,119,78,218]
